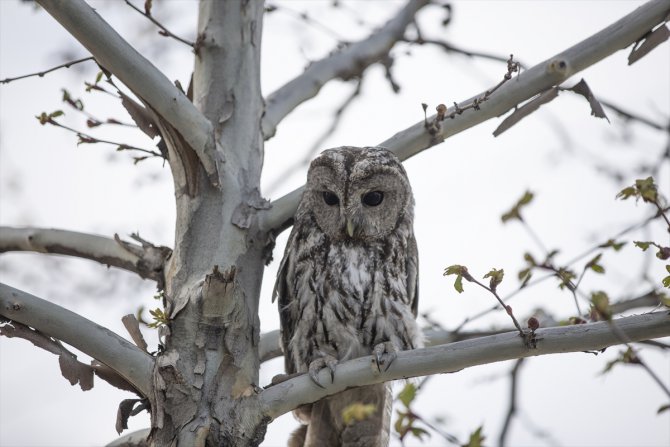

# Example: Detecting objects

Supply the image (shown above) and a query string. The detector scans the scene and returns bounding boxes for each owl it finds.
[273,146,421,447]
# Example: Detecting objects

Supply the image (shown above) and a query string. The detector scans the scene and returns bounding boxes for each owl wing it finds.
[272,228,298,375]
[406,233,419,317]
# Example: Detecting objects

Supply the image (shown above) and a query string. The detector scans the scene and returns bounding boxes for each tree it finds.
[1,1,669,446]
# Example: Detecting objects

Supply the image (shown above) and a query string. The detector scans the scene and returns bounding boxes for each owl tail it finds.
[291,383,392,447]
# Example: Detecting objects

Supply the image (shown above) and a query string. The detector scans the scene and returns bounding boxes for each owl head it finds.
[297,146,414,241]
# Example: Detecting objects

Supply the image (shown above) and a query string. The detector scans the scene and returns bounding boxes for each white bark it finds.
[0,226,169,282]
[35,0,218,181]
[261,0,430,139]
[258,290,664,362]
[260,0,670,233]
[0,283,154,396]
[260,311,670,419]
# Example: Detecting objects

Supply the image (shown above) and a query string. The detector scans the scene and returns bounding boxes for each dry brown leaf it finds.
[628,24,670,65]
[493,87,559,137]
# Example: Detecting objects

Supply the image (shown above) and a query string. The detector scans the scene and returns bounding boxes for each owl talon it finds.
[372,342,398,372]
[308,355,338,388]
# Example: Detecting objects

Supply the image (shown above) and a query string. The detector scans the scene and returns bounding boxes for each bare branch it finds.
[260,0,670,233]
[124,0,195,47]
[36,0,219,184]
[260,312,670,419]
[265,77,364,195]
[261,0,429,139]
[0,283,154,397]
[0,57,94,84]
[499,359,525,447]
[259,289,665,362]
[0,227,171,284]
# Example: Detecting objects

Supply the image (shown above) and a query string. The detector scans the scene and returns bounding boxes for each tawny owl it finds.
[273,146,421,447]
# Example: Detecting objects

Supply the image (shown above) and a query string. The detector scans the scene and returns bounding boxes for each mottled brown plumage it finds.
[274,146,421,446]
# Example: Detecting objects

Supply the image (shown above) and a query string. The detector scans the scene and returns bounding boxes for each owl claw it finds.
[372,342,398,372]
[308,355,338,388]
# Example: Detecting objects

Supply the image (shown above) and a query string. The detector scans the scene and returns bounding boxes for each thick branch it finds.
[259,291,663,362]
[260,312,670,418]
[36,0,218,181]
[0,227,170,284]
[261,0,429,139]
[0,283,154,397]
[260,0,670,232]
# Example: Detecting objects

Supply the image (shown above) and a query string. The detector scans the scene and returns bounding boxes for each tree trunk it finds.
[150,2,269,445]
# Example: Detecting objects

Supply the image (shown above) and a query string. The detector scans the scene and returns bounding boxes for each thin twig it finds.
[264,77,364,195]
[600,99,669,132]
[268,2,348,43]
[124,0,194,47]
[499,358,525,447]
[0,57,94,84]
[40,117,162,158]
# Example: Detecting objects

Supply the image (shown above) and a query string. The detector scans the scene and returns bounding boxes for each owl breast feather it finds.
[285,235,420,373]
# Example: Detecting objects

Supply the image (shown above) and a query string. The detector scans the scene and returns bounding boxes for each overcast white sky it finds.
[1,1,669,446]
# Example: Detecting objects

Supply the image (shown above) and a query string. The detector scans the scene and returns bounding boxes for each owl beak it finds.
[346,219,356,238]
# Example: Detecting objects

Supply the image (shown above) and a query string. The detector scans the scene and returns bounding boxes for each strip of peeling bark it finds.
[0,320,139,393]
[0,226,170,283]
[0,283,154,396]
[260,311,670,419]
[261,0,430,139]
[260,0,670,233]
[35,0,219,182]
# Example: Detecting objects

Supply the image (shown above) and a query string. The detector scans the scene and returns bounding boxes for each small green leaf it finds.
[518,268,532,288]
[556,268,576,290]
[454,275,464,293]
[658,292,670,308]
[616,186,637,200]
[599,239,626,251]
[463,426,486,447]
[586,253,605,274]
[95,71,103,84]
[523,252,537,266]
[484,268,504,291]
[397,383,417,408]
[658,404,670,414]
[634,241,651,251]
[444,265,468,293]
[635,177,658,203]
[590,291,611,320]
[341,402,376,425]
[410,427,430,441]
[501,191,534,223]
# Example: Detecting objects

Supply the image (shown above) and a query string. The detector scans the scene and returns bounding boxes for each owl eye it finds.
[322,191,339,206]
[362,191,384,206]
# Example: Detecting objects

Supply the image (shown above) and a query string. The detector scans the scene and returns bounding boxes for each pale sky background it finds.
[1,1,669,446]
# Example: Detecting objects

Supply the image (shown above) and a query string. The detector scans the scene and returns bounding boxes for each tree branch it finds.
[260,0,670,233]
[35,0,219,183]
[261,0,429,139]
[0,227,171,285]
[0,56,94,84]
[259,290,664,362]
[259,312,670,419]
[0,283,154,397]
